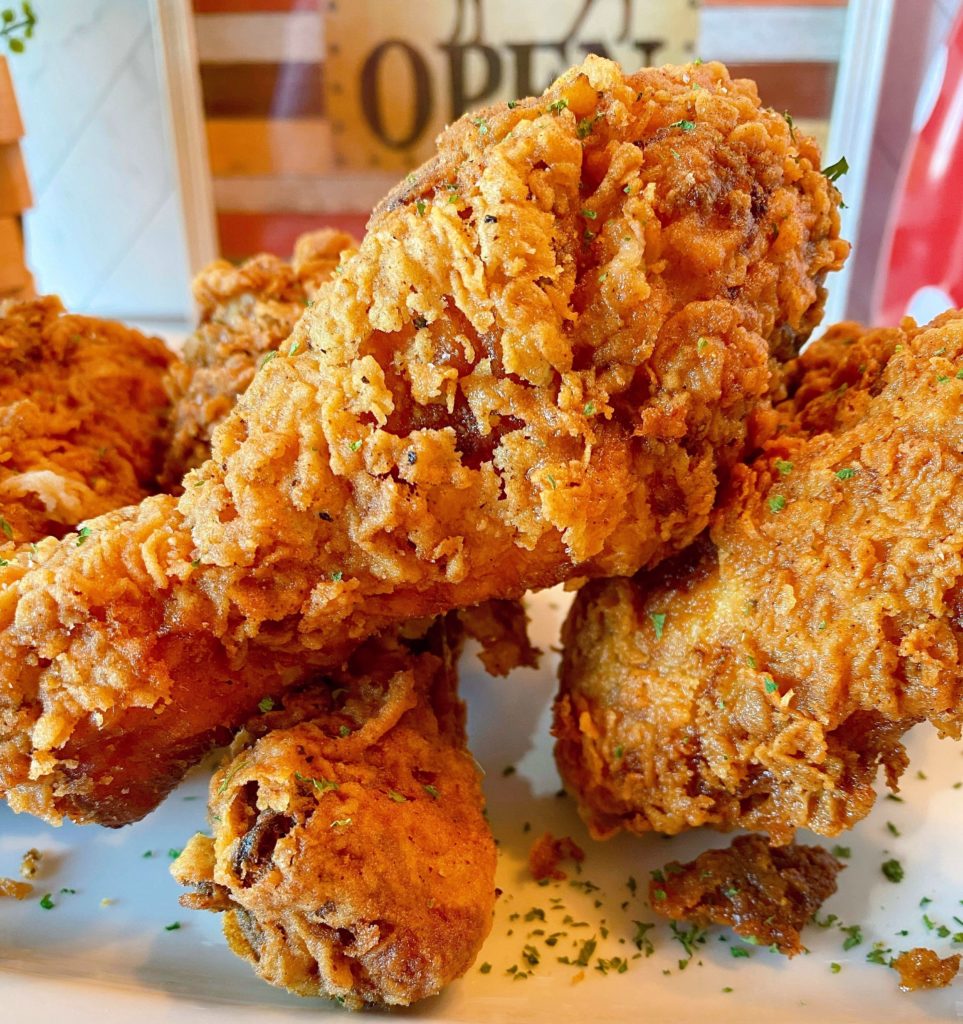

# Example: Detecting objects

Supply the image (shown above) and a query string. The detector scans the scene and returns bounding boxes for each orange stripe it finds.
[194,0,318,12]
[206,119,331,176]
[726,62,836,119]
[217,211,366,261]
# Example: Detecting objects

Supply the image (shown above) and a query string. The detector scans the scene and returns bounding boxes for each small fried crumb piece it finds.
[529,832,585,881]
[20,848,41,879]
[0,877,33,899]
[892,948,961,991]
[648,834,843,955]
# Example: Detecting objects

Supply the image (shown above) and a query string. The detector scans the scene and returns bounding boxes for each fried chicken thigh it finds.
[162,229,356,486]
[172,616,497,1009]
[0,296,174,544]
[0,56,846,827]
[555,313,963,845]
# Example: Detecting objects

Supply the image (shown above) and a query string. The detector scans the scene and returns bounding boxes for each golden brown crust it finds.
[892,948,961,991]
[0,296,174,544]
[172,618,496,1009]
[648,834,842,955]
[528,832,585,882]
[162,229,356,486]
[0,57,846,826]
[555,313,963,844]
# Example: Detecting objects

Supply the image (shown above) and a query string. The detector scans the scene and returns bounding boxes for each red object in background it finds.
[877,9,963,323]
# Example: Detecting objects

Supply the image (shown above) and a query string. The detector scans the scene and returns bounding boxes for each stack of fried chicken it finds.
[2,55,960,1007]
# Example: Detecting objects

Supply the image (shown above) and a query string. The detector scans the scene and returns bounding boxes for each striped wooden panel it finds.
[199,2,844,258]
[217,211,366,261]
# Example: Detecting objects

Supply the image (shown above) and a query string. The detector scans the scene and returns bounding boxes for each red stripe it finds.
[194,0,318,12]
[217,212,368,261]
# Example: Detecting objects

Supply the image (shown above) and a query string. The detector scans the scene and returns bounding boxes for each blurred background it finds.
[5,0,962,333]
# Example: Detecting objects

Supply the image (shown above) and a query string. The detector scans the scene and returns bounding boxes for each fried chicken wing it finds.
[172,616,496,1009]
[0,296,174,544]
[0,56,846,826]
[649,834,843,955]
[555,313,963,845]
[162,230,356,486]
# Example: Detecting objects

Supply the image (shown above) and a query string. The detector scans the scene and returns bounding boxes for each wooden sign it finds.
[324,0,698,172]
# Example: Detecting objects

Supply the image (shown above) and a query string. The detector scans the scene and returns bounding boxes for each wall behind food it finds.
[11,0,193,321]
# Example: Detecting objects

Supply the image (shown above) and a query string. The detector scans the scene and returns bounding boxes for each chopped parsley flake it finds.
[348,439,362,452]
[338,725,351,737]
[822,156,849,183]
[841,924,863,950]
[168,848,181,859]
[775,458,793,476]
[835,467,856,480]
[768,494,786,513]
[258,697,274,713]
[330,570,343,582]
[650,612,666,640]
[472,117,489,135]
[886,821,901,837]
[881,858,904,883]
[584,401,596,415]
[479,962,492,973]
[330,818,352,828]
[831,845,851,859]
[581,208,597,219]
[697,336,708,353]
[415,199,426,216]
[614,745,624,759]
[39,893,54,910]
[190,558,201,568]
[547,98,569,115]
[652,888,667,902]
[731,946,751,958]
[217,757,248,794]
[830,962,841,974]
[423,784,439,799]
[0,517,12,539]
[669,119,695,132]
[577,114,600,138]
[783,111,796,140]
[165,922,181,932]
[295,773,339,794]
[76,526,91,546]
[387,790,407,803]
[764,676,778,694]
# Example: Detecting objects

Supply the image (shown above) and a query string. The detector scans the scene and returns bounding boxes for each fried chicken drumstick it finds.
[555,313,963,845]
[0,296,174,544]
[162,229,356,486]
[0,56,846,827]
[172,615,497,1009]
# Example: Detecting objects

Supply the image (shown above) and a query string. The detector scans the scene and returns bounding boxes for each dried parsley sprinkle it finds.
[832,845,851,859]
[258,697,274,713]
[472,117,489,135]
[886,821,901,837]
[295,773,338,794]
[76,526,91,546]
[697,336,708,353]
[387,790,407,803]
[423,784,440,799]
[775,458,793,476]
[731,946,750,958]
[669,119,695,132]
[577,114,600,138]
[165,922,181,932]
[822,156,849,183]
[547,97,569,115]
[581,208,597,220]
[479,962,492,974]
[190,558,200,568]
[330,570,343,582]
[650,612,666,640]
[841,924,863,950]
[882,859,904,882]
[768,494,786,513]
[338,725,351,737]
[0,517,12,539]
[217,757,248,794]
[39,893,54,910]
[614,745,624,759]
[584,401,596,415]
[764,676,778,694]
[652,888,667,902]
[142,850,155,859]
[415,199,426,216]
[830,962,841,974]
[60,888,76,895]
[168,848,181,859]
[783,110,796,140]
[835,467,856,480]
[349,439,362,452]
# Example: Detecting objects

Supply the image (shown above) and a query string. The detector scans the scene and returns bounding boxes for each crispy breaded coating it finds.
[555,313,963,844]
[172,618,495,1009]
[0,296,174,544]
[648,834,842,955]
[528,832,585,882]
[892,948,961,991]
[162,230,356,486]
[0,56,846,826]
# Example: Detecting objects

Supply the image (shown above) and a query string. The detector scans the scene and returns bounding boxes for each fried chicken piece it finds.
[162,230,356,487]
[528,832,586,881]
[0,56,847,827]
[649,834,842,955]
[555,312,963,844]
[892,948,961,991]
[0,877,32,899]
[0,296,174,544]
[172,616,496,1009]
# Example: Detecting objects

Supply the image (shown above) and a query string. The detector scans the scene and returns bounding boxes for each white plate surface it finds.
[2,587,962,1022]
